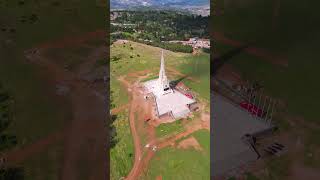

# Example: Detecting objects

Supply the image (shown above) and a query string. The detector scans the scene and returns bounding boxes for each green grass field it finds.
[141,129,210,180]
[111,41,210,178]
[156,119,185,138]
[110,41,187,77]
[178,53,210,100]
[110,76,129,108]
[0,0,106,178]
[214,0,320,130]
[111,41,210,100]
[214,0,320,176]
[110,111,134,180]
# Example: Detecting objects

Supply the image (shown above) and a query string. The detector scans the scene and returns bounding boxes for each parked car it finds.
[239,101,265,117]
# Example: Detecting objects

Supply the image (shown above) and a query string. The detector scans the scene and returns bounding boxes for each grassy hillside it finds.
[214,0,320,123]
[110,41,210,179]
[141,130,210,180]
[213,0,320,177]
[111,41,210,100]
[0,0,106,179]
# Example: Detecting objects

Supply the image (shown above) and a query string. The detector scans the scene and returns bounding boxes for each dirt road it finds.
[24,37,108,180]
[3,129,65,165]
[125,88,143,180]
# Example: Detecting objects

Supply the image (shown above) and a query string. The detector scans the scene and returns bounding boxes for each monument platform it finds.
[144,79,196,119]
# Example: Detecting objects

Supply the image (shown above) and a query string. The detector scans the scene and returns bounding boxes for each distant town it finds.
[111,10,210,53]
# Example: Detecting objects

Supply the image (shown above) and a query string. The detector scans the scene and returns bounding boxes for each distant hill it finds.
[111,0,209,9]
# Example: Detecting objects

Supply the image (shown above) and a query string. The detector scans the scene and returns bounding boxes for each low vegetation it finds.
[142,129,210,180]
[110,111,134,180]
[1,0,105,179]
[0,83,24,179]
[111,10,209,41]
[156,119,185,138]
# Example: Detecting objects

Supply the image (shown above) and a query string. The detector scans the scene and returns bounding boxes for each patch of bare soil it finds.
[156,175,163,180]
[111,104,129,115]
[177,136,203,151]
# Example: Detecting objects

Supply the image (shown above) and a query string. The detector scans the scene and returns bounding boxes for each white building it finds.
[144,50,196,119]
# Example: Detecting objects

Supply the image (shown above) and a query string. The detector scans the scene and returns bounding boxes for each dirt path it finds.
[24,43,107,180]
[124,83,144,180]
[157,124,204,150]
[35,30,105,50]
[3,129,65,165]
[213,31,288,67]
[111,104,129,115]
[177,136,202,151]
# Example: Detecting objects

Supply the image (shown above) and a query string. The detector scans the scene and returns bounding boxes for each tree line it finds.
[110,32,193,53]
[110,10,209,53]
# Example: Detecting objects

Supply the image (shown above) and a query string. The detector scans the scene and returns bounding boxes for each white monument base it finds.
[144,79,196,119]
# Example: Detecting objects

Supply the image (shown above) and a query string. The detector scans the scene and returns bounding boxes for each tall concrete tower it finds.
[157,50,172,95]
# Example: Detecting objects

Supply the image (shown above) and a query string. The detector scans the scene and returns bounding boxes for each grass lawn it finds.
[0,0,106,178]
[214,0,320,175]
[178,53,210,100]
[265,155,291,180]
[110,41,209,76]
[0,51,72,147]
[22,141,64,180]
[110,111,134,180]
[110,75,129,108]
[245,172,260,180]
[110,41,187,77]
[142,129,210,180]
[111,41,210,102]
[156,119,185,138]
[192,129,210,153]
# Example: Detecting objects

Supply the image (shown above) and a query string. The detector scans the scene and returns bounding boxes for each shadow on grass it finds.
[109,114,119,149]
[170,76,187,89]
[212,44,251,77]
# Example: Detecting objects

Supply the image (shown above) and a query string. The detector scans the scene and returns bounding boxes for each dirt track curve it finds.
[20,30,108,180]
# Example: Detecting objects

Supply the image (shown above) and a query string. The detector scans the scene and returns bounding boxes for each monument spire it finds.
[159,50,166,80]
[157,50,172,95]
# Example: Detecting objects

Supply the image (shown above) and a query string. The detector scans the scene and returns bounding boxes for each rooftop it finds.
[144,79,196,119]
[212,92,273,176]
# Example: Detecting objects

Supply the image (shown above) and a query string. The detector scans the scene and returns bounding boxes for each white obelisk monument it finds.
[157,50,173,95]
